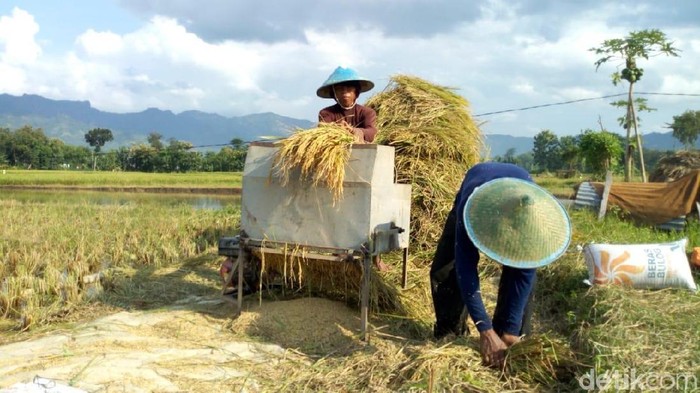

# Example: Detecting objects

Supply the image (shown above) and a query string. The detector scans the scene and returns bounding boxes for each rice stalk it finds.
[272,124,355,203]
[503,334,585,388]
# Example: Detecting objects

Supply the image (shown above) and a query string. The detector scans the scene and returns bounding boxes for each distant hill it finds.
[0,94,315,148]
[482,134,535,157]
[0,93,692,155]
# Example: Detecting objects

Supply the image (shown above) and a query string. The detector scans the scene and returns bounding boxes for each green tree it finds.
[502,147,517,164]
[163,139,195,172]
[85,128,114,170]
[10,126,53,168]
[127,144,158,172]
[590,29,680,182]
[532,130,561,172]
[667,110,700,149]
[147,132,164,150]
[514,152,534,172]
[559,135,580,170]
[230,137,245,149]
[578,130,624,177]
[61,145,92,169]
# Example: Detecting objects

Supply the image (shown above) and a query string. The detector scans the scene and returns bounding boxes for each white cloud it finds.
[0,7,41,64]
[0,63,26,91]
[512,81,536,95]
[76,29,124,56]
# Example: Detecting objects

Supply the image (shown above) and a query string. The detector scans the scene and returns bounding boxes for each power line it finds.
[475,93,626,116]
[637,92,700,97]
[474,91,700,117]
[169,91,700,149]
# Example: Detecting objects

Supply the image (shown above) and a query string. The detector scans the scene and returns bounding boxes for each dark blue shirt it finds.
[453,162,533,332]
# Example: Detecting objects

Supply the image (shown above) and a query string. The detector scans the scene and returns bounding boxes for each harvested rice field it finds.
[2,75,700,392]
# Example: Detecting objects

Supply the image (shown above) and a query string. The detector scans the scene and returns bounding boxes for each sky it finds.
[0,0,699,146]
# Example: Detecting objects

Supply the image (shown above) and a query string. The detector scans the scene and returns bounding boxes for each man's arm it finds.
[356,106,378,142]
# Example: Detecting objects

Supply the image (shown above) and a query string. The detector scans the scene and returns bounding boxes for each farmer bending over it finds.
[317,66,378,144]
[430,162,571,368]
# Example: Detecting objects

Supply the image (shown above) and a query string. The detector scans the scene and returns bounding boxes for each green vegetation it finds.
[84,127,114,170]
[578,129,624,176]
[668,110,700,149]
[499,128,674,182]
[0,169,242,188]
[0,125,248,172]
[1,173,698,391]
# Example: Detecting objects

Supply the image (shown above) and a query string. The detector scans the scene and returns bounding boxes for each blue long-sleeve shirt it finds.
[453,162,534,332]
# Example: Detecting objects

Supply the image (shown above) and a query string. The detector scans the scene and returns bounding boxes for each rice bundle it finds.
[649,150,700,182]
[272,123,355,203]
[503,334,583,388]
[366,75,484,251]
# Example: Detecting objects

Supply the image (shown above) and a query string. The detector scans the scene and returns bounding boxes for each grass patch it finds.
[0,169,242,188]
[1,172,699,391]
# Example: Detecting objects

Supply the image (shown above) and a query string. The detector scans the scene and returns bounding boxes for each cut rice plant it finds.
[272,123,355,203]
[504,334,586,388]
[366,74,484,250]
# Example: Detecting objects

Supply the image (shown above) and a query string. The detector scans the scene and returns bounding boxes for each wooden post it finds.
[598,171,613,221]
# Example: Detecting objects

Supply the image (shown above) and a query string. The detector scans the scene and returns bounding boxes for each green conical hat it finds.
[463,178,571,268]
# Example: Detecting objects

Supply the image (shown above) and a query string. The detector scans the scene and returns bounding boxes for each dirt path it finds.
[0,295,361,392]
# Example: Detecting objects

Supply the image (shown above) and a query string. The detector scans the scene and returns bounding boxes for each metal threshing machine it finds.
[218,142,411,340]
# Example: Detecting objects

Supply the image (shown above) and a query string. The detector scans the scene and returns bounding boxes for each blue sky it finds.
[1,1,699,150]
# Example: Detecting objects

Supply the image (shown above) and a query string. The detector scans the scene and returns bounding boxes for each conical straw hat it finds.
[463,178,571,268]
[316,66,374,98]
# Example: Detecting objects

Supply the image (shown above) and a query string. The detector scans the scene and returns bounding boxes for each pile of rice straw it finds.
[503,334,584,388]
[649,150,700,182]
[366,74,484,251]
[272,123,355,203]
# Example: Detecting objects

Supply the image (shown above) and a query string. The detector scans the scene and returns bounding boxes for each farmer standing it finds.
[317,66,378,144]
[430,162,571,368]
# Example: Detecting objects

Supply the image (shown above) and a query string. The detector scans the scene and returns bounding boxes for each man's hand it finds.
[350,127,365,144]
[500,333,521,347]
[479,329,507,368]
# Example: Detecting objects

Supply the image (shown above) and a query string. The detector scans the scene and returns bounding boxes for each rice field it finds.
[0,169,242,188]
[1,172,699,391]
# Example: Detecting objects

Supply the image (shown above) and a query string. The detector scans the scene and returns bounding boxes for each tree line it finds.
[2,115,699,176]
[492,114,700,179]
[0,126,247,172]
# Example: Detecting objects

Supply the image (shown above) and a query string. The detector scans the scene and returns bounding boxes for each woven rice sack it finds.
[584,239,697,290]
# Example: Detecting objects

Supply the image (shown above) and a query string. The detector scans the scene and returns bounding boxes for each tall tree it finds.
[559,135,580,170]
[590,29,680,182]
[85,128,114,170]
[532,129,561,172]
[667,110,700,149]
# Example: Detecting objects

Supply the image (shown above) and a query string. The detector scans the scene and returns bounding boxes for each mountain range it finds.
[0,93,690,156]
[0,93,314,148]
